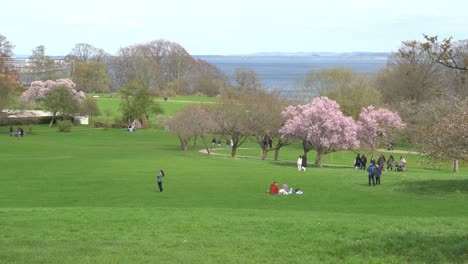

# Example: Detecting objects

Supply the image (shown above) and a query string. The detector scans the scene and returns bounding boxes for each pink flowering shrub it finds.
[357,106,405,152]
[280,96,359,166]
[20,79,85,104]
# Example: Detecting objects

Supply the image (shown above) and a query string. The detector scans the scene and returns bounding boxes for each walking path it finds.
[198,147,421,167]
[198,148,352,168]
[376,149,420,155]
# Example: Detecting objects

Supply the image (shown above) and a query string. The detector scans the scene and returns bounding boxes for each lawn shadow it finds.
[345,231,467,263]
[397,179,468,196]
[270,161,353,170]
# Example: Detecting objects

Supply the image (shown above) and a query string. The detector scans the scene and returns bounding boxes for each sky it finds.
[1,0,467,56]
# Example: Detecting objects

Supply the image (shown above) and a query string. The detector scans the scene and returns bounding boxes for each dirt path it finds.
[375,149,420,155]
[197,148,352,168]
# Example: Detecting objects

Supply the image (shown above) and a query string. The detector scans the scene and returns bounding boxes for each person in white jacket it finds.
[297,155,302,171]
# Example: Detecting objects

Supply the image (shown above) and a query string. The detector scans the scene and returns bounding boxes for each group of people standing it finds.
[355,153,400,172]
[212,138,233,149]
[357,153,407,186]
[296,155,307,171]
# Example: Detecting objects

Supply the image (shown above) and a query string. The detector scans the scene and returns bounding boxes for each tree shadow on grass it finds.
[397,179,468,196]
[344,232,468,263]
[270,161,352,170]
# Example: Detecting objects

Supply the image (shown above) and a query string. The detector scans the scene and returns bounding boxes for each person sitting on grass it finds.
[396,156,407,172]
[279,183,291,195]
[268,182,279,195]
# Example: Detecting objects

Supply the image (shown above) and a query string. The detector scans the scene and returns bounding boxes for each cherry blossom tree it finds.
[20,79,85,104]
[419,101,468,172]
[280,96,359,167]
[357,106,405,153]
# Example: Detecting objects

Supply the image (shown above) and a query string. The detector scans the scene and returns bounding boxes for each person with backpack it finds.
[367,163,376,187]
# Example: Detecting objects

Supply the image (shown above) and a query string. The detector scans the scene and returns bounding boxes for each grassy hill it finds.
[0,124,466,263]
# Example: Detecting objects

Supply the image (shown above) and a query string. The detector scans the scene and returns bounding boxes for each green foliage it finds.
[29,45,56,79]
[298,68,381,119]
[0,75,16,110]
[119,80,164,122]
[43,85,80,118]
[73,61,111,93]
[56,119,73,132]
[80,98,101,124]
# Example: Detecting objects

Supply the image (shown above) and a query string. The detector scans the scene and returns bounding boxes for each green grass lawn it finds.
[0,127,467,263]
[92,95,218,123]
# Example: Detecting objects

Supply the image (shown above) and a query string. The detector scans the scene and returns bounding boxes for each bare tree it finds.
[167,105,219,153]
[418,99,468,172]
[0,33,15,74]
[406,34,468,71]
[67,43,108,62]
[213,98,254,158]
[376,49,446,104]
[242,91,291,160]
[234,67,262,94]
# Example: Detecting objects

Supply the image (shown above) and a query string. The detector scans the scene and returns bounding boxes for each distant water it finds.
[196,56,388,92]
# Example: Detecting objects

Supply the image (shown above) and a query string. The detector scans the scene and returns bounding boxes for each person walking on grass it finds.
[367,163,376,187]
[360,154,367,170]
[301,155,308,171]
[354,154,361,170]
[156,170,165,192]
[375,163,382,185]
[297,155,302,171]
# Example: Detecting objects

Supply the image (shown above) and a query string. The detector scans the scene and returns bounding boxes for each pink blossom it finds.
[20,79,84,104]
[280,96,359,166]
[357,106,405,151]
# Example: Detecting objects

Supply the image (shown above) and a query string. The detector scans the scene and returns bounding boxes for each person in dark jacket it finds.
[375,163,382,185]
[387,155,395,171]
[301,155,308,171]
[367,163,376,186]
[360,154,367,170]
[354,154,361,170]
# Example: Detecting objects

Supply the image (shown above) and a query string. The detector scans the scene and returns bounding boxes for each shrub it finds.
[57,120,73,132]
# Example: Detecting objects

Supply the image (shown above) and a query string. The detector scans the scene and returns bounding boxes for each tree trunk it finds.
[178,136,188,151]
[231,146,238,158]
[314,151,324,167]
[49,113,56,127]
[261,148,267,160]
[201,136,211,156]
[453,159,459,172]
[274,149,280,161]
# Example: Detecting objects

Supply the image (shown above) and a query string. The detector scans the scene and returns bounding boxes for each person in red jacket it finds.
[268,182,279,195]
